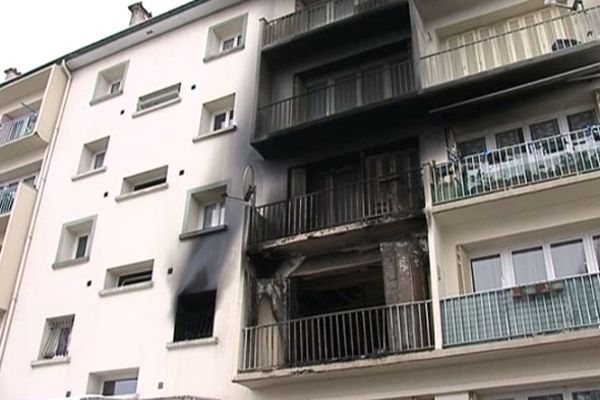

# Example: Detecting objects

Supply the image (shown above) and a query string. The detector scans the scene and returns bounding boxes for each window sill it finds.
[115,183,169,202]
[52,256,90,270]
[99,281,154,297]
[192,125,237,143]
[31,356,71,368]
[203,45,245,63]
[179,225,227,241]
[89,90,124,106]
[131,97,181,118]
[166,337,218,350]
[71,166,107,182]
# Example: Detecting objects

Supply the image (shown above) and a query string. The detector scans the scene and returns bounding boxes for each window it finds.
[457,137,486,157]
[573,390,600,400]
[75,137,109,177]
[567,110,598,131]
[512,247,546,285]
[495,128,525,148]
[471,255,503,291]
[103,260,154,292]
[205,14,248,61]
[182,185,227,237]
[54,216,96,267]
[551,239,587,278]
[593,236,600,265]
[174,291,216,342]
[530,119,561,140]
[135,83,181,114]
[91,61,128,104]
[197,94,236,138]
[39,315,74,360]
[102,378,138,396]
[118,166,168,199]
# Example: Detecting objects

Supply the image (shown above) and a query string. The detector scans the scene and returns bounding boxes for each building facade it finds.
[2,0,600,400]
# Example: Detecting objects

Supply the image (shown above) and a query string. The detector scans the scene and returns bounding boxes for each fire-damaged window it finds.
[173,290,216,342]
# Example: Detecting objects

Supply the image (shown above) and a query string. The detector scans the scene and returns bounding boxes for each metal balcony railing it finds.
[0,185,17,215]
[249,168,423,245]
[0,113,37,146]
[240,300,433,372]
[420,6,600,87]
[431,127,600,204]
[441,273,600,347]
[256,60,415,138]
[262,0,403,48]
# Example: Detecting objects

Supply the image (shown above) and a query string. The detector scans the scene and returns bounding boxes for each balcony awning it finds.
[429,61,600,114]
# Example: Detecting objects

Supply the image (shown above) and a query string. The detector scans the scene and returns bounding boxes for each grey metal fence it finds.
[0,185,18,215]
[0,113,37,145]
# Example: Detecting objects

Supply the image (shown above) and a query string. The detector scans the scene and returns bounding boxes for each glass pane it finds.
[512,247,547,285]
[213,113,227,131]
[573,390,600,400]
[594,236,600,265]
[75,236,88,259]
[551,239,587,278]
[471,255,502,291]
[495,128,524,148]
[93,152,105,169]
[203,204,219,229]
[458,137,486,157]
[103,378,138,396]
[567,109,598,131]
[529,395,563,400]
[530,119,560,140]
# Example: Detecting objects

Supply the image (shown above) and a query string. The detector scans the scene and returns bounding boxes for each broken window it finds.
[173,290,216,342]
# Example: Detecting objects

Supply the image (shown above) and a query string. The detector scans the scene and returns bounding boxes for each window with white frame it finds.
[87,369,139,396]
[91,61,129,104]
[119,166,168,198]
[482,385,600,400]
[182,185,227,236]
[54,216,96,267]
[469,231,600,292]
[205,14,247,61]
[198,94,236,136]
[76,136,109,176]
[135,83,181,114]
[103,260,154,292]
[38,315,74,360]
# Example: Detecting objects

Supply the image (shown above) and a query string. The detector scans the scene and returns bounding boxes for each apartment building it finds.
[2,0,600,400]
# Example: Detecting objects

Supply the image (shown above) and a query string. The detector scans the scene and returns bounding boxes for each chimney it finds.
[4,67,21,82]
[128,2,152,26]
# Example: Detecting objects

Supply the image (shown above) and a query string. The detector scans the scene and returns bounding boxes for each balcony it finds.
[255,60,415,141]
[0,113,37,147]
[420,5,600,88]
[0,185,18,215]
[262,0,405,49]
[431,127,600,204]
[240,300,433,372]
[441,273,600,347]
[248,169,423,254]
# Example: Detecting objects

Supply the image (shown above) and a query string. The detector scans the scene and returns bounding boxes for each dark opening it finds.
[133,177,167,192]
[102,378,138,396]
[173,290,216,342]
[75,235,88,259]
[117,270,152,287]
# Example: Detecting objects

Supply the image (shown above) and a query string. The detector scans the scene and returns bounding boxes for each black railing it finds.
[249,169,423,245]
[256,60,415,138]
[262,0,404,48]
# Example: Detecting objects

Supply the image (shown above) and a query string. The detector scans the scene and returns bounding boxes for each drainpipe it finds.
[0,60,73,367]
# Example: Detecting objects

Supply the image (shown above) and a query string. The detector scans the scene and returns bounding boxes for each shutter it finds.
[290,168,306,197]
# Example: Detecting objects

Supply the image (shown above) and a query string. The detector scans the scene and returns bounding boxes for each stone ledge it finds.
[166,337,218,350]
[71,166,107,182]
[115,183,169,202]
[99,281,154,297]
[52,256,90,270]
[31,356,71,368]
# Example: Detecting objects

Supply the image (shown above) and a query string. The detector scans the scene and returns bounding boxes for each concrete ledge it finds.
[89,90,124,106]
[132,98,181,118]
[71,166,107,182]
[115,183,169,202]
[52,256,90,270]
[31,356,71,368]
[166,337,218,350]
[192,125,237,143]
[203,45,244,63]
[99,281,153,297]
[179,225,227,241]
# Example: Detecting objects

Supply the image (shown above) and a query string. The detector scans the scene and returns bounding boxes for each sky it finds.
[0,0,192,74]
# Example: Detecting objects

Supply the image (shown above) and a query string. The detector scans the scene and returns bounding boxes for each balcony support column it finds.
[595,89,600,117]
[380,240,428,305]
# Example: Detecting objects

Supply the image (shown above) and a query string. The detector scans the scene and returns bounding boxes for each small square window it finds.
[512,247,547,285]
[54,216,96,267]
[213,110,234,132]
[39,315,74,360]
[119,166,168,199]
[76,137,109,176]
[91,61,128,104]
[182,185,227,236]
[205,14,247,61]
[174,291,216,342]
[198,94,236,136]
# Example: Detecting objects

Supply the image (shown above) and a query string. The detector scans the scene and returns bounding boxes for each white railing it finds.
[0,113,37,145]
[421,6,600,87]
[432,126,600,203]
[240,300,433,372]
[0,185,18,214]
[441,273,600,346]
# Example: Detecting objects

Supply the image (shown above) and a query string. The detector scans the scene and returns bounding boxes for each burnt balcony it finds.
[255,60,415,144]
[420,5,600,89]
[248,169,424,254]
[441,272,600,347]
[262,0,406,50]
[431,127,600,205]
[240,299,433,372]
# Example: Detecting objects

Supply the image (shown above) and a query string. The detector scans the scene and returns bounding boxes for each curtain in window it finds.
[512,247,546,285]
[471,256,503,292]
[551,240,587,278]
